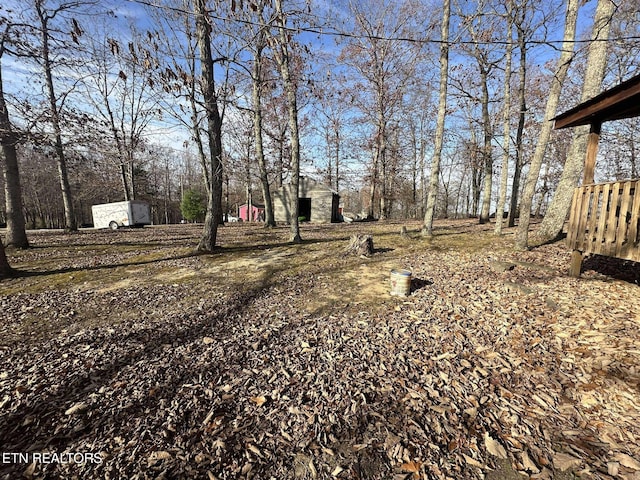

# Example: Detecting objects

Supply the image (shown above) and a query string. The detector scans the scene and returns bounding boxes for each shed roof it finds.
[553,73,640,129]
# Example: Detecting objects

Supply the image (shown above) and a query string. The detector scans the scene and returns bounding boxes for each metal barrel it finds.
[390,269,412,296]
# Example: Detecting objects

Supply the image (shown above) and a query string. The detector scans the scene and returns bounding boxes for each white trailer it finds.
[91,201,151,230]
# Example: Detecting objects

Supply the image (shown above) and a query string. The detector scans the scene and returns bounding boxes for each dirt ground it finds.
[1,220,639,479]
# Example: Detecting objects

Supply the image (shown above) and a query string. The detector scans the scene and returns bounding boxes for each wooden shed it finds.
[553,73,640,277]
[238,203,265,222]
[272,176,340,224]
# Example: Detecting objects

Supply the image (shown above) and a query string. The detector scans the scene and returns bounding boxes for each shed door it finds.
[299,198,311,221]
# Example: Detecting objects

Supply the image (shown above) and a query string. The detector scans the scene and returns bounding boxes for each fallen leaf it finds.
[462,454,485,469]
[521,451,540,474]
[400,461,421,473]
[147,451,172,466]
[614,453,640,470]
[64,402,88,415]
[247,444,264,458]
[250,395,267,406]
[552,452,581,471]
[484,432,508,459]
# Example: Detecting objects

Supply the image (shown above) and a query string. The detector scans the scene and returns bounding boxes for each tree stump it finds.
[345,234,374,256]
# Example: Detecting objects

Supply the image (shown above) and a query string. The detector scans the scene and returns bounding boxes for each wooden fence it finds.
[566,179,640,261]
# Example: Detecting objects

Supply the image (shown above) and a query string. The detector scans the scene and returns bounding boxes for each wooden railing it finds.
[567,179,640,262]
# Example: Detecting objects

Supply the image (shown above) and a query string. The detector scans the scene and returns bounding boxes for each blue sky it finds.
[0,0,616,160]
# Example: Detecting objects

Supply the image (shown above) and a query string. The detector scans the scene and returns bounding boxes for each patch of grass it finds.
[2,219,516,299]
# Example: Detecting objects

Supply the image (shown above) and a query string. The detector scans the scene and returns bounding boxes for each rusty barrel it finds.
[390,269,412,296]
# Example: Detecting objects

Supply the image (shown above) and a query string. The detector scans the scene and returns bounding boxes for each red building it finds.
[238,204,265,222]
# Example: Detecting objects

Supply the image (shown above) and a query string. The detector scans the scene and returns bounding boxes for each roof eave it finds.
[553,73,640,129]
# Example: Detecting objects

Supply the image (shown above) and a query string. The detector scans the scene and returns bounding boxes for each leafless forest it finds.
[0,1,639,241]
[2,0,640,478]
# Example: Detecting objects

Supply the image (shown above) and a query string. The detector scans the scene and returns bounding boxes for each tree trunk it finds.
[1,142,28,248]
[507,12,528,228]
[368,154,378,218]
[251,9,275,227]
[0,239,15,278]
[515,0,579,250]
[422,0,450,236]
[334,126,340,192]
[0,40,28,248]
[534,0,615,244]
[495,0,513,235]
[195,0,224,252]
[376,106,388,220]
[274,0,301,243]
[102,83,132,201]
[478,65,493,224]
[36,0,76,231]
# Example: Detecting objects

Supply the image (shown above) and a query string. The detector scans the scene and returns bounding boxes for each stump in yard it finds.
[345,234,374,256]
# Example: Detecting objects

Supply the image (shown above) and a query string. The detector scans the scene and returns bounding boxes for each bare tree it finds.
[534,0,616,244]
[454,0,505,224]
[422,0,450,236]
[312,84,352,195]
[81,27,158,202]
[248,1,276,227]
[339,0,425,220]
[0,19,28,248]
[194,0,224,251]
[494,0,513,235]
[505,1,562,227]
[515,0,579,249]
[271,0,302,242]
[33,0,85,231]
[507,3,528,228]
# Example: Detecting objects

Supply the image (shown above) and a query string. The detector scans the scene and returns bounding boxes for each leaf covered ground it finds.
[1,220,639,480]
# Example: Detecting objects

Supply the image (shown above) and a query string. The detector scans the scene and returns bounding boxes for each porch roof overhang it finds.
[553,73,640,129]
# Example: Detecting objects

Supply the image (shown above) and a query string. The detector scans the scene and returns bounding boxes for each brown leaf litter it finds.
[0,220,639,479]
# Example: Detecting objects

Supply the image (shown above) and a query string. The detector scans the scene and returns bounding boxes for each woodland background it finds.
[0,0,639,234]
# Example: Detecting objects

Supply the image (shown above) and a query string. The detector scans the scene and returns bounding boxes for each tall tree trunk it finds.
[334,126,340,192]
[0,141,27,248]
[507,11,528,228]
[274,0,301,243]
[422,0,450,236]
[478,66,493,224]
[534,0,615,244]
[102,83,131,201]
[36,0,76,231]
[120,163,130,201]
[368,154,378,218]
[0,35,29,248]
[534,162,550,217]
[128,155,136,200]
[275,132,284,188]
[195,0,224,252]
[251,7,275,227]
[515,0,579,249]
[377,106,388,220]
[495,0,513,235]
[470,129,481,216]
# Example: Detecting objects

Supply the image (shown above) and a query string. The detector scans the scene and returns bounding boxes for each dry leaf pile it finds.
[1,221,639,479]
